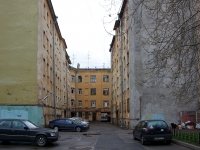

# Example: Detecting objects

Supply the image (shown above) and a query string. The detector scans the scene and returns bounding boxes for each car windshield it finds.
[23,120,38,128]
[147,121,168,128]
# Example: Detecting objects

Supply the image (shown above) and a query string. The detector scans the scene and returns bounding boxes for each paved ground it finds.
[0,122,195,150]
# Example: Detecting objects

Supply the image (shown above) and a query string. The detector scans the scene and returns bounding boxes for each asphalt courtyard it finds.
[0,122,199,150]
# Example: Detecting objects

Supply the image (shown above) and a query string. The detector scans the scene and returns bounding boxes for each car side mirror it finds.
[24,127,29,130]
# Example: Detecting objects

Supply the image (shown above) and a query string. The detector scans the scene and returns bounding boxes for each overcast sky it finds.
[51,0,120,69]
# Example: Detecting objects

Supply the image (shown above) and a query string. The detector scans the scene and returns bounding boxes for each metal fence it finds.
[173,129,200,146]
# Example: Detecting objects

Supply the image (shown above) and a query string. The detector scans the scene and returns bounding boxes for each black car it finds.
[49,118,88,132]
[133,120,172,145]
[0,118,59,146]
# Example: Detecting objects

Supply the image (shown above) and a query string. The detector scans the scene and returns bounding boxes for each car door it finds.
[0,120,12,141]
[65,119,75,130]
[134,122,142,138]
[10,120,30,142]
[138,121,146,139]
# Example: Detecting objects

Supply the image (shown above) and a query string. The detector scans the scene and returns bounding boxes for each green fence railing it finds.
[173,129,200,146]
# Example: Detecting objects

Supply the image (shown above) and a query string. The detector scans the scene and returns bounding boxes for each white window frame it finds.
[103,75,109,82]
[71,75,75,82]
[78,89,82,95]
[71,87,75,94]
[91,101,96,107]
[78,101,82,107]
[90,76,96,82]
[103,88,109,95]
[103,101,109,107]
[71,99,75,106]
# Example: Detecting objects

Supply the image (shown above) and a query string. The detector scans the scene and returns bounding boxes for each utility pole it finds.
[75,63,80,117]
[53,16,58,119]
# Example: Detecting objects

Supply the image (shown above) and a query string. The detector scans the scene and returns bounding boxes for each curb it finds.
[172,139,200,150]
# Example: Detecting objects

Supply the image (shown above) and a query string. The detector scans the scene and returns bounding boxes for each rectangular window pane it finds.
[78,90,81,94]
[78,76,82,82]
[78,101,82,107]
[103,101,109,107]
[103,75,109,82]
[91,101,96,107]
[91,88,96,95]
[103,88,109,95]
[90,75,96,82]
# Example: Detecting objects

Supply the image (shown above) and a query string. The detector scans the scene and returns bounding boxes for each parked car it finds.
[70,117,90,129]
[48,118,88,132]
[133,120,172,145]
[0,118,59,147]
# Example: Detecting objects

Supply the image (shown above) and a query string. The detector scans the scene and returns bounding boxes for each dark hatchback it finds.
[133,120,172,145]
[49,118,88,132]
[0,118,59,146]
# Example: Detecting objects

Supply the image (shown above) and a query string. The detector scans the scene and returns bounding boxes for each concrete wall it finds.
[128,0,199,128]
[0,106,43,127]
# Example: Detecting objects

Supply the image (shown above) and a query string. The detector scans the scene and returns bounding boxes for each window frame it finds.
[103,75,109,82]
[71,99,75,106]
[90,88,96,95]
[91,101,96,107]
[103,88,109,95]
[90,75,96,83]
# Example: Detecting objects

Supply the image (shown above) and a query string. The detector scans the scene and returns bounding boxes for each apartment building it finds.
[69,67,111,121]
[0,0,71,127]
[110,0,198,129]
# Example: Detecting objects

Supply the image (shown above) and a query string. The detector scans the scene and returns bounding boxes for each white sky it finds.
[51,0,121,69]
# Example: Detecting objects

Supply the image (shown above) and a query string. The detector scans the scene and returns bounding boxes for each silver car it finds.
[70,117,90,129]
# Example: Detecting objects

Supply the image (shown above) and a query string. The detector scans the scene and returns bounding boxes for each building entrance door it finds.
[92,112,96,121]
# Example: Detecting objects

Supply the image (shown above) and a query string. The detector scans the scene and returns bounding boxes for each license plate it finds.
[154,137,164,140]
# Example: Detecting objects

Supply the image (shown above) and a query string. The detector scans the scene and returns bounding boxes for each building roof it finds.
[119,0,127,19]
[109,36,115,52]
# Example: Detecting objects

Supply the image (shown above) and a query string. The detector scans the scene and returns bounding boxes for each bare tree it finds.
[103,0,200,103]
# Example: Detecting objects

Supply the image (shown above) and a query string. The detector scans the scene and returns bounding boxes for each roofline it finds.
[109,36,115,52]
[119,0,128,19]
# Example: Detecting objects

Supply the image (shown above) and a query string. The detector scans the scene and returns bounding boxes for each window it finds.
[78,76,82,82]
[78,101,82,107]
[13,121,25,129]
[91,101,96,107]
[71,99,75,106]
[91,88,96,95]
[71,75,75,82]
[0,120,11,128]
[103,101,109,107]
[103,75,109,82]
[90,75,96,82]
[71,87,75,94]
[78,89,82,95]
[103,88,109,95]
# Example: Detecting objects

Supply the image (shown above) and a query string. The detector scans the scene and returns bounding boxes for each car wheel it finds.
[141,136,145,145]
[133,133,136,140]
[76,126,81,132]
[36,135,47,147]
[54,126,59,132]
[166,140,171,144]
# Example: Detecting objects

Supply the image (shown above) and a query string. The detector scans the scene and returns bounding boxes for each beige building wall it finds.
[69,67,111,121]
[110,0,130,128]
[0,0,71,126]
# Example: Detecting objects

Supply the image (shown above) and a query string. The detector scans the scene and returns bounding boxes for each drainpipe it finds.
[118,14,124,127]
[53,16,58,119]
